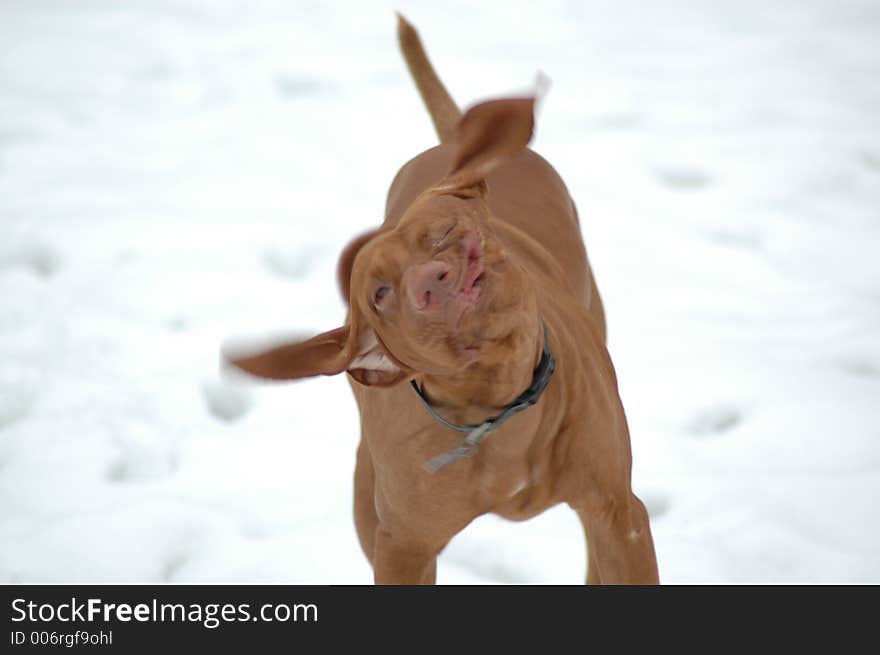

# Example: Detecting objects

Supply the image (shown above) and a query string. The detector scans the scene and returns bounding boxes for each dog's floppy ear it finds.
[436,96,535,194]
[223,314,408,388]
[345,326,408,387]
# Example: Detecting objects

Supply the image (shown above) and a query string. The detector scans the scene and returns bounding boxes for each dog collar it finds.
[410,321,556,472]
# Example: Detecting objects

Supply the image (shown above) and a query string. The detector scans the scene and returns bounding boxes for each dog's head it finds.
[225,96,540,389]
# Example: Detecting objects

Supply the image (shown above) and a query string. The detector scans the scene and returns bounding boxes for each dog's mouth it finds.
[448,236,486,327]
[449,236,512,367]
[459,237,485,302]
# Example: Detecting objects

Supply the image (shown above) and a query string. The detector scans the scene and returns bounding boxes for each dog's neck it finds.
[414,316,544,422]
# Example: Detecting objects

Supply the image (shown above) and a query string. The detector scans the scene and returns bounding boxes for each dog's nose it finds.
[406,260,454,311]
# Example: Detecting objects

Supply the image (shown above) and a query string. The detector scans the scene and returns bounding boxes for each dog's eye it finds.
[431,224,457,251]
[373,286,390,306]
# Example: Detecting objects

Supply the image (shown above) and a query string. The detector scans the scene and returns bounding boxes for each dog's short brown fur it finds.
[226,16,659,584]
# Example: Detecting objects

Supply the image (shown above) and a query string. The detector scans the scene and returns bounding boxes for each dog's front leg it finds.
[576,493,659,585]
[372,528,438,585]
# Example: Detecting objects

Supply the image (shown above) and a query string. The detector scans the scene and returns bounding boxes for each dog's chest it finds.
[472,458,555,522]
[488,475,551,521]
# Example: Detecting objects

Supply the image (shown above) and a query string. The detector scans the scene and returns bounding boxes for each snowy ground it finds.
[1,0,879,584]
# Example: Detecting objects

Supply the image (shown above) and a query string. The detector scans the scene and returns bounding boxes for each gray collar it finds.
[410,322,556,472]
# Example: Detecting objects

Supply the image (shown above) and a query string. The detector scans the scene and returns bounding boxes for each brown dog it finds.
[225,16,659,584]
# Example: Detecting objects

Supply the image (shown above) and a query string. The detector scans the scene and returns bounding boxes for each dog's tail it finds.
[397,13,461,144]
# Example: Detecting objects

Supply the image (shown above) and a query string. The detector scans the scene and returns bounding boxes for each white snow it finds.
[1,0,878,584]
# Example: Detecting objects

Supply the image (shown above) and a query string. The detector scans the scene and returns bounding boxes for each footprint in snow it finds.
[0,128,41,147]
[262,244,325,280]
[0,368,38,430]
[105,421,178,483]
[653,163,714,190]
[641,491,671,519]
[0,243,62,278]
[858,150,880,172]
[839,358,880,379]
[701,228,763,250]
[166,316,189,332]
[590,111,644,131]
[274,74,333,99]
[686,405,743,437]
[106,451,178,483]
[202,377,254,422]
[161,552,190,582]
[0,390,33,431]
